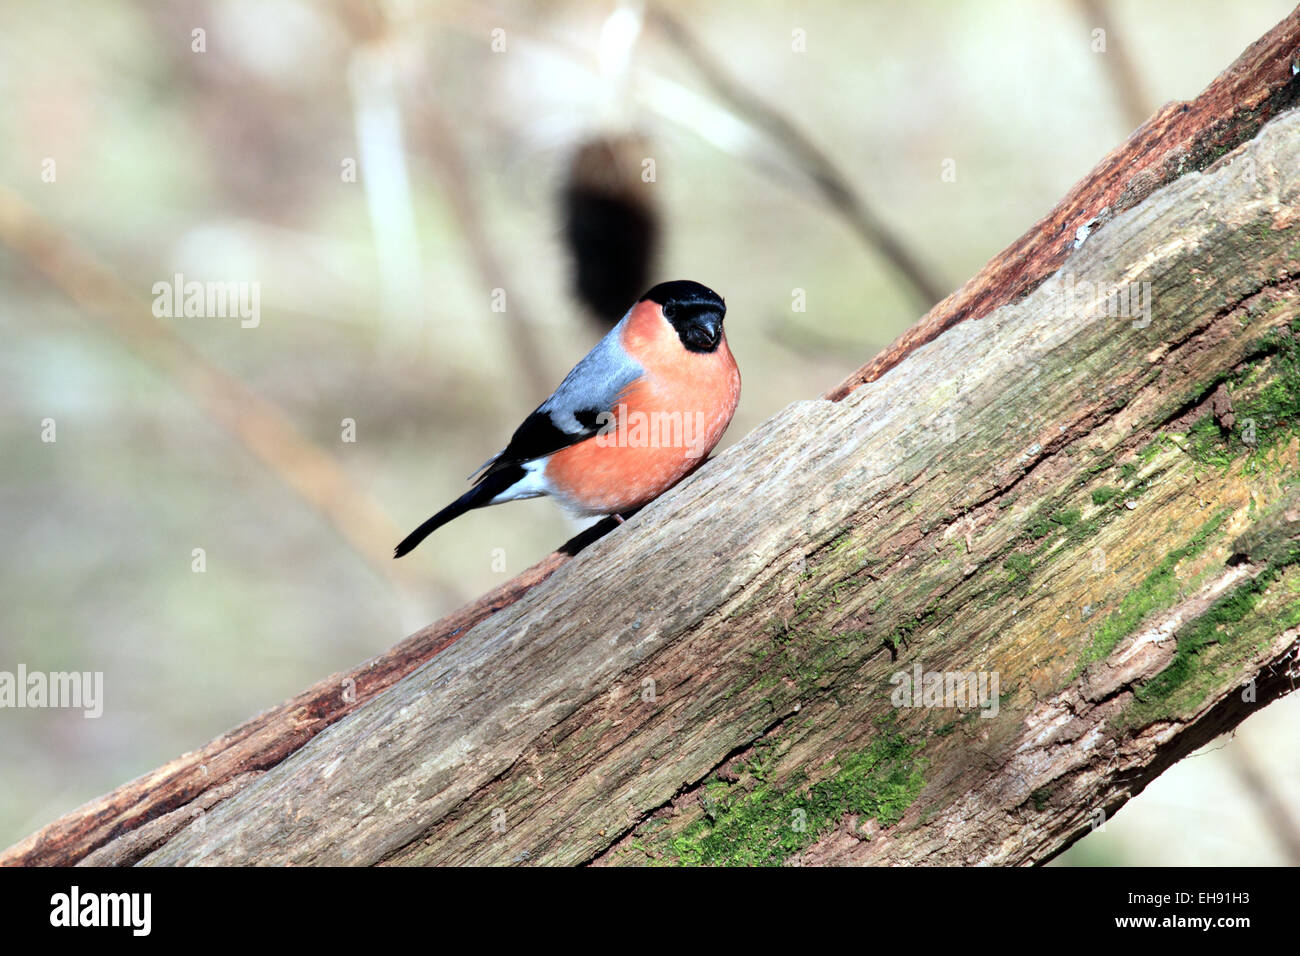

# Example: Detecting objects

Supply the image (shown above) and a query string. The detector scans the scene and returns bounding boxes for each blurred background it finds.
[1,0,1298,865]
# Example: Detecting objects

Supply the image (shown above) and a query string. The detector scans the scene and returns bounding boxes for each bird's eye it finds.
[663,303,678,320]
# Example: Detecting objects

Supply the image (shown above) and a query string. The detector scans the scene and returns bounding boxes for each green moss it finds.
[1124,567,1300,728]
[878,605,939,654]
[1031,787,1052,811]
[1077,508,1233,673]
[1242,221,1274,243]
[753,621,852,696]
[1051,508,1081,527]
[1175,320,1300,471]
[829,532,855,553]
[1004,553,1033,580]
[1183,414,1235,467]
[1024,516,1054,541]
[1123,492,1300,722]
[1022,506,1090,548]
[1138,435,1169,465]
[664,729,926,866]
[1132,571,1270,705]
[1065,517,1100,547]
[1091,486,1121,506]
[1014,475,1124,574]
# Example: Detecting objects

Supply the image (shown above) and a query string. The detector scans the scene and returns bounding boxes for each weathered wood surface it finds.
[5,9,1300,867]
[124,109,1300,865]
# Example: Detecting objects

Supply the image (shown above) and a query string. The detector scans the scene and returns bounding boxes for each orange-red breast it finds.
[395,280,740,557]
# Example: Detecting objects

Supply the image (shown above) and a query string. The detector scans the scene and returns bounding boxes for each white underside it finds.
[486,458,550,504]
[485,457,620,519]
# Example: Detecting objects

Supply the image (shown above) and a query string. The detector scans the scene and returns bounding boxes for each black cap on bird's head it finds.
[640,280,726,354]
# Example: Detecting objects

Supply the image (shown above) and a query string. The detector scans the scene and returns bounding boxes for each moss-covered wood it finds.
[119,109,1300,867]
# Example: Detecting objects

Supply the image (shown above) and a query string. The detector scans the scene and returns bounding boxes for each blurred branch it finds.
[411,100,556,403]
[1076,0,1155,132]
[1227,739,1300,866]
[348,42,424,322]
[424,1,947,311]
[334,2,555,406]
[648,5,948,310]
[0,186,423,594]
[764,315,877,362]
[826,5,1300,400]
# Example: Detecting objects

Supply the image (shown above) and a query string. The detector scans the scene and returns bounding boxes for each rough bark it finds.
[6,10,1300,868]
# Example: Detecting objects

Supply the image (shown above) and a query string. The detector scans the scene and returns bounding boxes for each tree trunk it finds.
[7,9,1300,868]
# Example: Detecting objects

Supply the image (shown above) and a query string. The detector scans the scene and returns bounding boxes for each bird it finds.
[395,279,740,558]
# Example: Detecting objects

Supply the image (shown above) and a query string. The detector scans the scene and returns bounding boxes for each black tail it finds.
[394,465,527,558]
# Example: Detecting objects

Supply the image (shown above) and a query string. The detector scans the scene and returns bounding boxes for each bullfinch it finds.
[395,280,740,557]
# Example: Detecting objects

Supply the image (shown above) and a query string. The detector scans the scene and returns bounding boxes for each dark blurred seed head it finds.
[561,135,661,328]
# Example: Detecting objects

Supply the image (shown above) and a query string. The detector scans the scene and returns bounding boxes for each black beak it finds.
[684,310,723,351]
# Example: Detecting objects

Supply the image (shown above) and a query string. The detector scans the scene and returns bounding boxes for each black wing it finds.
[474,319,644,481]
